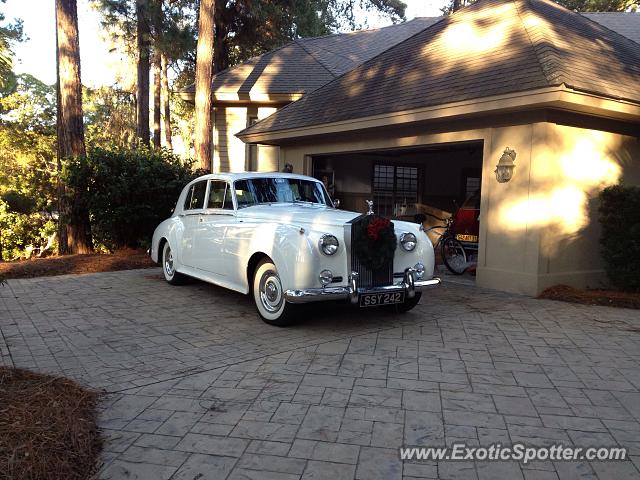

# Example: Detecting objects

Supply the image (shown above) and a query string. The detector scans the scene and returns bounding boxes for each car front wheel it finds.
[162,241,187,285]
[393,292,422,313]
[252,259,296,326]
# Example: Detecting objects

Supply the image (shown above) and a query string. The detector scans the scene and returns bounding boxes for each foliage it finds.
[352,214,397,270]
[0,0,24,90]
[0,74,57,260]
[63,146,199,250]
[0,199,57,260]
[84,86,137,148]
[556,0,638,10]
[599,185,640,291]
[1,191,36,214]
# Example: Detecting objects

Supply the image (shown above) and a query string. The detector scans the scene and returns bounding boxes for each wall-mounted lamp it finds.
[495,147,516,183]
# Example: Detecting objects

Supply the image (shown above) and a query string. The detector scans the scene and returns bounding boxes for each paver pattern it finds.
[1,268,640,479]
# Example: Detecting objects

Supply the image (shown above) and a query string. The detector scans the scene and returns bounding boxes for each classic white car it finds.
[151,172,440,326]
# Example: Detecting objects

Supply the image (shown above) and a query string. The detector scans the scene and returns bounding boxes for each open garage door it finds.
[312,142,483,281]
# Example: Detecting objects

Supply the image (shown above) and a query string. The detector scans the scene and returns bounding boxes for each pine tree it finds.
[55,0,92,253]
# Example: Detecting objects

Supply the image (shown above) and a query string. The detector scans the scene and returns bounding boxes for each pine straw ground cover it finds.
[539,284,640,309]
[0,248,154,281]
[0,367,102,480]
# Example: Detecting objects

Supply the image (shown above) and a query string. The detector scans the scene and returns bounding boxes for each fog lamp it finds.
[414,263,425,280]
[319,269,333,286]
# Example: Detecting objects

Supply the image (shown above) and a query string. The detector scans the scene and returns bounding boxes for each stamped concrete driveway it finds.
[1,269,640,480]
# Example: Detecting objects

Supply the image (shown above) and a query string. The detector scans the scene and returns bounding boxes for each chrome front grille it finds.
[349,218,394,289]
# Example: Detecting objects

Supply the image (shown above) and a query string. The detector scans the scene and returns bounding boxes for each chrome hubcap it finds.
[164,247,174,277]
[259,270,283,313]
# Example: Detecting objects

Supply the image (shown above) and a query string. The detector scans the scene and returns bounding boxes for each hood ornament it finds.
[365,199,374,215]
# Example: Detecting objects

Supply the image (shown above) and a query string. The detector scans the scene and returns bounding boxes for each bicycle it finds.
[418,213,469,275]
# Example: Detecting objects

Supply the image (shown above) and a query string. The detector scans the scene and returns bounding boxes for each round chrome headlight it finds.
[400,232,417,251]
[319,234,339,255]
[414,263,425,279]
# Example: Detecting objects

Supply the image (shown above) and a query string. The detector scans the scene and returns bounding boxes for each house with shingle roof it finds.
[183,0,640,295]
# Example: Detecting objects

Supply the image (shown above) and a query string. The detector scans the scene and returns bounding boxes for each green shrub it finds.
[1,191,37,214]
[599,185,640,291]
[63,146,199,250]
[0,199,56,260]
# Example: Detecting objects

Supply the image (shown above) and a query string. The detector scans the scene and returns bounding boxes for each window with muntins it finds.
[373,164,419,217]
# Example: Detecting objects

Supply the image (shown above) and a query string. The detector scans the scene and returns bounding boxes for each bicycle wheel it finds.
[441,236,467,275]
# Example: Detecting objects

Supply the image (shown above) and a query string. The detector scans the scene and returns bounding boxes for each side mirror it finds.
[333,199,340,209]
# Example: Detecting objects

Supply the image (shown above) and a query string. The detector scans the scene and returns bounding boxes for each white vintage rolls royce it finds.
[150,172,440,326]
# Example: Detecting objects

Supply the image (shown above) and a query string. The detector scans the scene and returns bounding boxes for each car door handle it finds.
[199,217,204,222]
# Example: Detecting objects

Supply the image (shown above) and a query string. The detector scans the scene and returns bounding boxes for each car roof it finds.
[190,172,321,183]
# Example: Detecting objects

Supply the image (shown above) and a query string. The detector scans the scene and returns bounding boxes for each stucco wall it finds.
[277,120,640,296]
[534,124,640,291]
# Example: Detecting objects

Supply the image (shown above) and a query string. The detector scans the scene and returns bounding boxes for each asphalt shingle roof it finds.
[241,0,640,137]
[583,12,640,45]
[182,17,440,96]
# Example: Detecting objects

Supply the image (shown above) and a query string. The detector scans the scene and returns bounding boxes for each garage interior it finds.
[312,142,484,276]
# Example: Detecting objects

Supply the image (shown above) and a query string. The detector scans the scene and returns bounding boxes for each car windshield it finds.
[234,177,332,209]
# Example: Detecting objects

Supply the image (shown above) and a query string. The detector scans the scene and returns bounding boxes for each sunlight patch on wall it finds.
[498,130,622,236]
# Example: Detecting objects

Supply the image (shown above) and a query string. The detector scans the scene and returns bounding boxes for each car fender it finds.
[240,222,317,292]
[151,217,184,265]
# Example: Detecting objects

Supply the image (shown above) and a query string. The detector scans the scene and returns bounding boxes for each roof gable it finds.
[211,42,334,96]
[241,0,640,138]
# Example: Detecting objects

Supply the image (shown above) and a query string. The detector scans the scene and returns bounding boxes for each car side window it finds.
[183,185,194,211]
[234,180,256,208]
[185,181,207,210]
[207,180,226,209]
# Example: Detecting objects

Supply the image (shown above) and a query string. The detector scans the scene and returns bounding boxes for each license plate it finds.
[359,292,405,307]
[456,234,478,242]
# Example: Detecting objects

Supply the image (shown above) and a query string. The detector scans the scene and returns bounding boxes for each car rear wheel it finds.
[252,259,296,327]
[162,241,187,285]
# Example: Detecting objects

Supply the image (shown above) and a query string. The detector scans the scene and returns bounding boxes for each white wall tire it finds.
[162,241,186,285]
[252,259,295,326]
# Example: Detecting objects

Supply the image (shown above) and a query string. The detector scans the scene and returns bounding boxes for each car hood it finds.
[237,204,362,228]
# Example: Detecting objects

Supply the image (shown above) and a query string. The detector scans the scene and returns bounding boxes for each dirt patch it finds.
[539,285,640,309]
[0,249,156,280]
[0,367,102,480]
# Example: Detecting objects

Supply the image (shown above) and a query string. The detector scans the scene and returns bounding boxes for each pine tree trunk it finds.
[213,3,228,74]
[194,0,215,171]
[136,0,150,146]
[55,0,92,254]
[152,59,161,148]
[161,53,172,150]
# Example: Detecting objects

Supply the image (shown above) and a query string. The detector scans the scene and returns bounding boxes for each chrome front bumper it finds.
[284,268,441,304]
